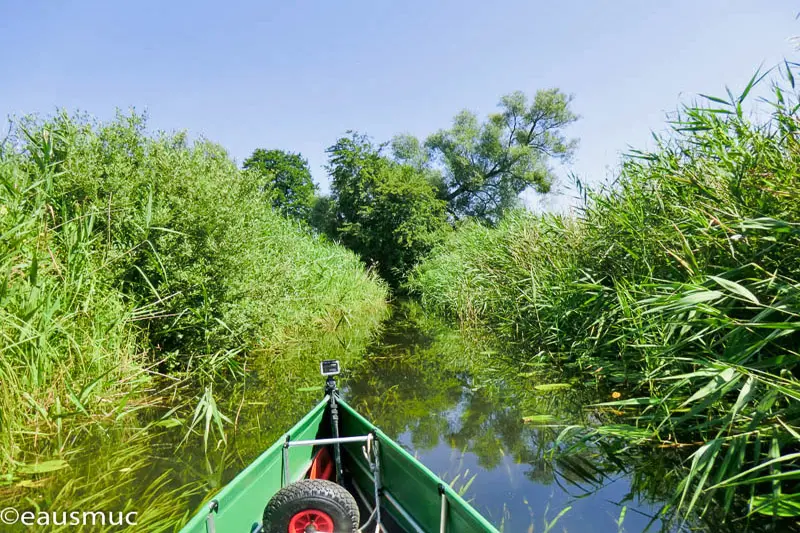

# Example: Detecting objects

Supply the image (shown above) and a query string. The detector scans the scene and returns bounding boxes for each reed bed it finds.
[409,65,800,526]
[0,112,387,496]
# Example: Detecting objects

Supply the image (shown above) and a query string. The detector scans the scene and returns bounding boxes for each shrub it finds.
[0,111,388,475]
[326,132,449,287]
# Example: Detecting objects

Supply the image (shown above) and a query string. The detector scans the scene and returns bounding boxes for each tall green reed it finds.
[1,111,388,523]
[409,64,800,525]
[1,122,146,477]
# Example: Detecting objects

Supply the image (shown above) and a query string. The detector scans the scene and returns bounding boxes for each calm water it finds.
[9,302,712,532]
[339,304,674,533]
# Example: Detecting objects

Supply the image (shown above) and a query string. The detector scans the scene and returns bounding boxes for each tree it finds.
[326,132,448,286]
[393,89,579,222]
[308,195,337,239]
[242,149,316,220]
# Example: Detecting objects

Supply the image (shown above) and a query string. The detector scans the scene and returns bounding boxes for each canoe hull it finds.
[338,400,497,533]
[179,395,498,533]
[178,398,330,533]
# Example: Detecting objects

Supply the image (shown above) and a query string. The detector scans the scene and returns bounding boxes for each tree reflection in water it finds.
[342,302,711,532]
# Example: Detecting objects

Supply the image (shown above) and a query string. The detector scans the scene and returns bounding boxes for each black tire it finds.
[263,479,359,533]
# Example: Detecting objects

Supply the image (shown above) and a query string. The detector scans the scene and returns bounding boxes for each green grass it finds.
[409,64,800,526]
[0,111,387,497]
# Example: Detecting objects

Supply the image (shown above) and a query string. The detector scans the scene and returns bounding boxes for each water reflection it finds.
[343,302,677,532]
[4,301,721,532]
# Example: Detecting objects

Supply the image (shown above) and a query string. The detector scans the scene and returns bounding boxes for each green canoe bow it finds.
[179,395,498,533]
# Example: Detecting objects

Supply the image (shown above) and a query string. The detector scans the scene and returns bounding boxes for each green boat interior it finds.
[179,363,498,533]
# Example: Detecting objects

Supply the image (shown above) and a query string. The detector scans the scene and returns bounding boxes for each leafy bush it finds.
[0,111,388,474]
[0,119,147,474]
[39,112,388,362]
[243,148,317,221]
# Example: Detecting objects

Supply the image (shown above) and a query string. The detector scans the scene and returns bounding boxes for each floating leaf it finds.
[522,414,557,424]
[17,459,69,474]
[533,383,572,392]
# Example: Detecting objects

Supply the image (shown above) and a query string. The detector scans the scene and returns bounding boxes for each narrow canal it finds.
[7,302,705,532]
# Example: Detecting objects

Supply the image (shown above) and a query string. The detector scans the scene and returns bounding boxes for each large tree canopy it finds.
[393,88,578,222]
[326,132,448,286]
[243,148,316,220]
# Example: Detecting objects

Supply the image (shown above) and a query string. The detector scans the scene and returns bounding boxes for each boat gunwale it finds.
[338,398,500,533]
[178,396,330,532]
[179,394,499,532]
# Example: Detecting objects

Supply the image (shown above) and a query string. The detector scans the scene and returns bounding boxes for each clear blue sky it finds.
[2,1,798,209]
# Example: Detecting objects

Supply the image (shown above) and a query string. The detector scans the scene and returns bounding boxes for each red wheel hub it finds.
[288,509,335,533]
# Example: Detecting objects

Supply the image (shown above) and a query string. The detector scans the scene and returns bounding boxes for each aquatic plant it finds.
[409,64,800,526]
[0,111,387,487]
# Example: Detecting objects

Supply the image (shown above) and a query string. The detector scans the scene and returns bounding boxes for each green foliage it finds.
[0,120,147,477]
[243,148,316,220]
[0,111,388,476]
[345,302,686,532]
[44,113,386,362]
[308,194,337,238]
[409,65,800,525]
[393,89,578,222]
[326,132,449,287]
[3,419,203,532]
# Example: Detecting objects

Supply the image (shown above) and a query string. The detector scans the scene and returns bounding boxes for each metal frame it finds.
[281,434,372,488]
[347,446,431,533]
[439,484,448,533]
[203,500,219,533]
[280,379,386,533]
[274,371,456,533]
[339,426,454,533]
[280,433,384,532]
